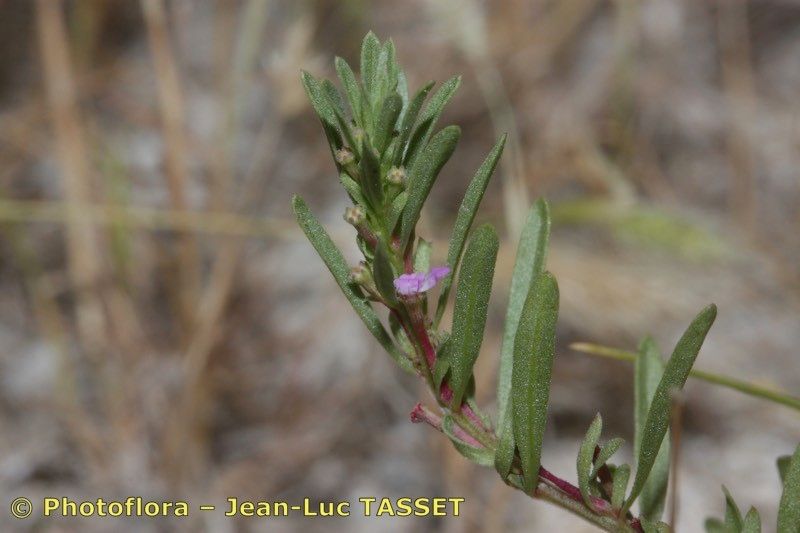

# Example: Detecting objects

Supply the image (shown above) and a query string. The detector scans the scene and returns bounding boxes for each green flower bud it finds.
[349,261,372,286]
[335,147,355,166]
[343,205,366,226]
[386,166,406,186]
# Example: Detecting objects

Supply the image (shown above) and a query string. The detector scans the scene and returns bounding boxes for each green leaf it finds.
[442,415,494,466]
[374,92,403,154]
[591,437,624,478]
[359,136,383,209]
[612,464,631,510]
[399,125,461,248]
[339,173,367,208]
[404,76,461,169]
[635,336,671,521]
[373,240,399,307]
[387,191,408,235]
[496,199,551,436]
[742,507,761,533]
[435,134,508,325]
[432,336,452,394]
[334,56,362,126]
[705,518,728,533]
[321,79,346,117]
[577,413,603,512]
[393,81,434,165]
[397,69,409,112]
[723,486,743,531]
[292,196,412,373]
[778,443,800,532]
[300,71,343,154]
[511,271,559,494]
[322,79,360,154]
[625,304,717,513]
[494,412,516,479]
[641,520,671,533]
[778,455,791,484]
[376,40,399,104]
[360,32,380,113]
[448,224,499,408]
[413,238,432,273]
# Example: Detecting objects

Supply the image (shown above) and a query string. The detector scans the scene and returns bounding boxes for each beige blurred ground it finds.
[0,1,798,531]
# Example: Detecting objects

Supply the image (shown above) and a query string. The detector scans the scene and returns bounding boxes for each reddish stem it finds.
[357,225,378,249]
[410,403,482,447]
[407,302,437,368]
[538,466,613,514]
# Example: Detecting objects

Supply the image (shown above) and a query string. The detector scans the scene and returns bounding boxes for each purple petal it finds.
[429,266,451,282]
[393,265,451,296]
[393,272,427,296]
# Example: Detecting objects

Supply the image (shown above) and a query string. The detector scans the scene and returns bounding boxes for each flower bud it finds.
[343,205,366,226]
[335,147,355,166]
[386,166,406,186]
[349,261,372,286]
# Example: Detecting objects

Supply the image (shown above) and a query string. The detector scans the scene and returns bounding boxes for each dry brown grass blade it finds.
[36,0,107,353]
[141,0,200,332]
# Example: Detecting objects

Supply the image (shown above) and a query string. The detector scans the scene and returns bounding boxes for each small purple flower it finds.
[393,266,451,296]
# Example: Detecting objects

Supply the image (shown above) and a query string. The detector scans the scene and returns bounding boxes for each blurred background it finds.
[1,0,799,531]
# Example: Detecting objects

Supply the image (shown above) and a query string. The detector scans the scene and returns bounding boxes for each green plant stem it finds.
[571,342,800,413]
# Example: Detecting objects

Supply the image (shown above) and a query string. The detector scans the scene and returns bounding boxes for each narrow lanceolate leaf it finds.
[432,337,452,393]
[442,415,494,466]
[612,464,631,510]
[399,125,461,248]
[376,40,399,104]
[413,238,432,273]
[641,520,671,533]
[360,32,380,115]
[322,79,359,154]
[404,76,461,169]
[777,443,800,532]
[396,70,409,114]
[359,136,383,209]
[387,191,408,235]
[591,437,625,478]
[300,71,342,154]
[578,414,603,512]
[495,198,551,466]
[374,92,403,154]
[625,304,718,512]
[494,412,516,479]
[373,240,399,307]
[742,507,761,533]
[448,224,499,408]
[340,173,367,208]
[322,79,346,117]
[292,196,412,373]
[435,134,508,325]
[334,57,362,126]
[705,518,728,533]
[511,271,560,494]
[723,486,743,531]
[393,81,434,166]
[635,336,671,521]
